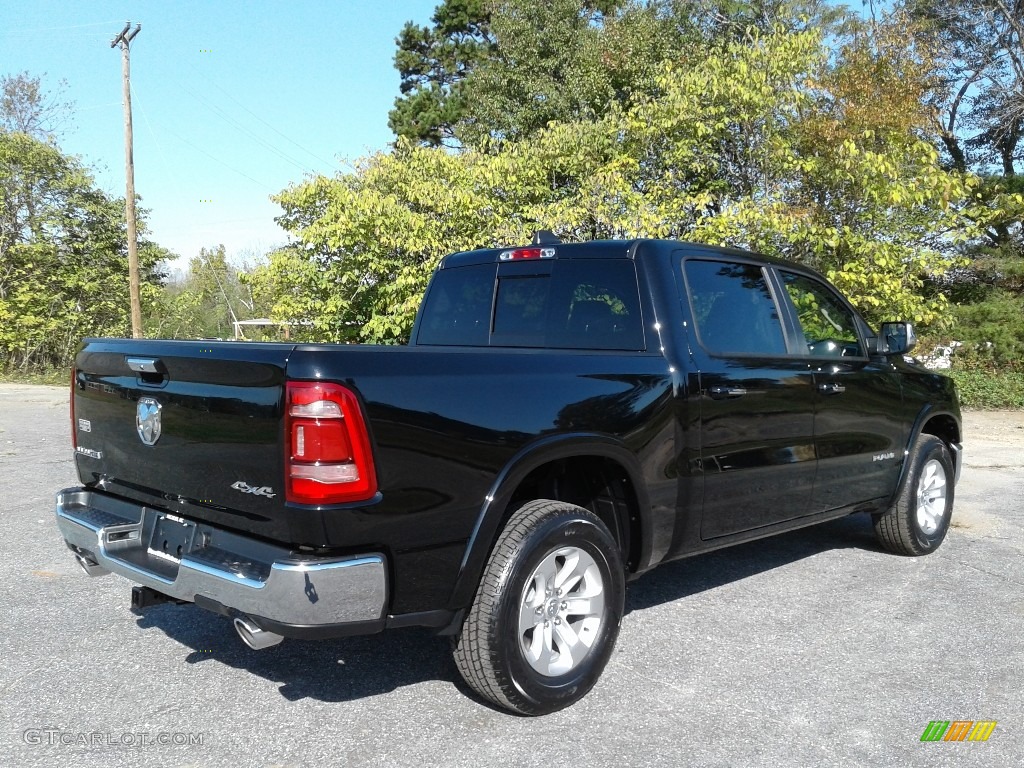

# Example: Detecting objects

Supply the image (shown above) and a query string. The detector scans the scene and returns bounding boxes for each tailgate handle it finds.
[126,357,167,386]
[126,357,160,373]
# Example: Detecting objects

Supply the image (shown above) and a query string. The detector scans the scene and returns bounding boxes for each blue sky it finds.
[1,0,439,270]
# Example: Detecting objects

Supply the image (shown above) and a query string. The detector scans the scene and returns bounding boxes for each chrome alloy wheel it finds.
[518,546,606,677]
[915,458,948,535]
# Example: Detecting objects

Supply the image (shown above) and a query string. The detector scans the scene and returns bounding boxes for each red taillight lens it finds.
[285,381,377,505]
[292,420,351,463]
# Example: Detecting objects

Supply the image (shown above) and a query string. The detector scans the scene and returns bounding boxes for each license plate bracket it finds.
[148,513,196,563]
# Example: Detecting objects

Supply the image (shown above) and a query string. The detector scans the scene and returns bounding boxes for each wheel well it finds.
[921,414,960,449]
[508,456,642,572]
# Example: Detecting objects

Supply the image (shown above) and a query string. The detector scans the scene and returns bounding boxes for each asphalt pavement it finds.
[1,383,1021,768]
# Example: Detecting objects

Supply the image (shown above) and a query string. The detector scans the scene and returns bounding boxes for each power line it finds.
[2,20,122,35]
[183,61,351,173]
[77,101,124,112]
[175,80,319,175]
[129,78,274,190]
[130,83,180,193]
[189,217,280,225]
[160,123,274,191]
[132,82,275,193]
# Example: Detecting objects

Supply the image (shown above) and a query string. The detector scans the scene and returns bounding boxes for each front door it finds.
[776,271,905,511]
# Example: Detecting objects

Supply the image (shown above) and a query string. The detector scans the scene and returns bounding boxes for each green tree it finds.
[0,71,73,140]
[389,0,494,146]
[393,0,697,148]
[277,23,978,342]
[692,0,848,37]
[146,245,268,340]
[0,131,166,371]
[243,244,344,342]
[391,1,849,148]
[903,0,1024,262]
[457,0,641,146]
[904,0,1023,177]
[896,0,1024,375]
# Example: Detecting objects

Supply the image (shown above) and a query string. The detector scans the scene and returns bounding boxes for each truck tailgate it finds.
[72,339,307,543]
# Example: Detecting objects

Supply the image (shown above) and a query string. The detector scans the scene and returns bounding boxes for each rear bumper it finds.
[55,487,388,635]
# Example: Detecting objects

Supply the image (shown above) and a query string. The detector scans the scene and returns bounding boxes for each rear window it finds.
[417,260,644,350]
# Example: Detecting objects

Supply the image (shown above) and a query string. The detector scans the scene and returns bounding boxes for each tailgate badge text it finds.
[231,481,276,498]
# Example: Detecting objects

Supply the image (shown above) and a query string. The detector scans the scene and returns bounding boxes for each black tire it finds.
[873,434,954,556]
[453,499,625,716]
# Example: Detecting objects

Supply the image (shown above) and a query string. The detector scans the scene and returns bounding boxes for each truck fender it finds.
[446,433,653,613]
[888,403,963,508]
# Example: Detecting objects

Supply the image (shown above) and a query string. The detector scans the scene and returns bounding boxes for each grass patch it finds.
[0,368,68,386]
[949,369,1024,410]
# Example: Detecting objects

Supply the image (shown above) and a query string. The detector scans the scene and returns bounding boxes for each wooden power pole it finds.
[111,21,143,338]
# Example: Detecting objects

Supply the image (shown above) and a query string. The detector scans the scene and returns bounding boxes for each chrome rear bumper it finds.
[55,488,387,632]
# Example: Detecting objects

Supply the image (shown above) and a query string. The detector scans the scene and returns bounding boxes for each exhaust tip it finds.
[233,616,284,650]
[75,553,110,577]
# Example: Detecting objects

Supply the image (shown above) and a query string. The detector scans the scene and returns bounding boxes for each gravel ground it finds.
[0,384,1021,768]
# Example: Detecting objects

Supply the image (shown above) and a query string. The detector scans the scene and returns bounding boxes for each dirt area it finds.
[962,409,1024,444]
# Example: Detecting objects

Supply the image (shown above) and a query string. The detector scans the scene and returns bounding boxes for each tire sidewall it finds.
[493,510,624,714]
[907,438,954,552]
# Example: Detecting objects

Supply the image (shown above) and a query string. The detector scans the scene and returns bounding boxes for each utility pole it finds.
[111,21,143,338]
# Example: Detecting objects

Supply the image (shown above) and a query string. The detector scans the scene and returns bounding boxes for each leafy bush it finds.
[949,369,1024,410]
[942,291,1024,371]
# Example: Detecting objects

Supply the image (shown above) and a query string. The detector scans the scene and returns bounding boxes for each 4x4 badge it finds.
[231,481,276,498]
[136,397,162,446]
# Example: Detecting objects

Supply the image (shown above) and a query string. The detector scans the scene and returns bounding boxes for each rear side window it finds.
[417,260,644,350]
[683,259,788,356]
[416,264,495,346]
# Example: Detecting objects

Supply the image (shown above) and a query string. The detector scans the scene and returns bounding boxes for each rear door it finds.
[680,256,818,539]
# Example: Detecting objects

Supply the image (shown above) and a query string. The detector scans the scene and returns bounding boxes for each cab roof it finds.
[438,238,803,270]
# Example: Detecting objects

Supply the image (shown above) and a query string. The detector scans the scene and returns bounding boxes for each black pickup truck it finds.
[56,237,962,715]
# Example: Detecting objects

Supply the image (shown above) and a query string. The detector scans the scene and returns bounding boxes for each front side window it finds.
[780,272,863,357]
[683,259,788,356]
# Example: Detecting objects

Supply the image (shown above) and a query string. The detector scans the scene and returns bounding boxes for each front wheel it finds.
[873,434,954,556]
[453,499,625,715]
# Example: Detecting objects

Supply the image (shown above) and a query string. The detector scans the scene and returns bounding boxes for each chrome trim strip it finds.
[125,357,160,373]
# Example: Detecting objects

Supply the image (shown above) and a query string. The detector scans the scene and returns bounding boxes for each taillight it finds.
[70,367,77,450]
[498,247,556,261]
[285,381,378,505]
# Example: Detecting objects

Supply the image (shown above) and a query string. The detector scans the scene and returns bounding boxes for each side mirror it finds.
[877,321,917,355]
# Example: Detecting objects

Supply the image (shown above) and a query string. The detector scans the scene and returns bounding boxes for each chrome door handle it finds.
[710,386,747,398]
[818,382,846,394]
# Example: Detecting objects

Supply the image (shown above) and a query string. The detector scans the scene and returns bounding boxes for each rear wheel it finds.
[453,499,625,715]
[873,434,954,556]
